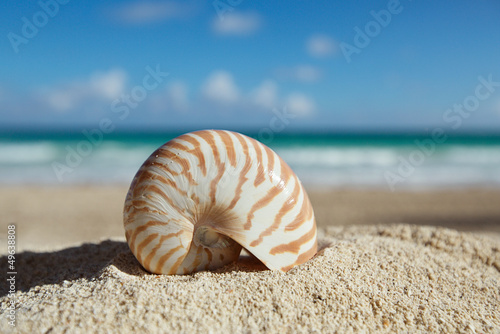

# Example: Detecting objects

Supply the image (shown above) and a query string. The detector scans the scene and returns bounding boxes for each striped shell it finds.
[123,130,317,274]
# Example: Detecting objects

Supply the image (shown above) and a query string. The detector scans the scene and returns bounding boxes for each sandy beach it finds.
[1,186,499,332]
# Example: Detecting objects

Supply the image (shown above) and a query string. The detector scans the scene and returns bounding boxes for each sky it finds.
[1,0,500,133]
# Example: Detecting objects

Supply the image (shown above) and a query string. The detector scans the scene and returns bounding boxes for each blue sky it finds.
[1,0,499,132]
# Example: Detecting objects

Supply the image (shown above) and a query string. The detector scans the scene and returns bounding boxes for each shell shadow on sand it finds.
[0,238,332,297]
[111,237,334,276]
[0,240,129,297]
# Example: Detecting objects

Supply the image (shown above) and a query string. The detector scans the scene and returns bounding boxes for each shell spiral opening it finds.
[194,227,234,249]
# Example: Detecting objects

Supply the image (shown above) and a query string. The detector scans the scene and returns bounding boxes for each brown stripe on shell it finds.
[143,230,187,271]
[276,154,295,187]
[262,144,294,187]
[209,166,226,205]
[135,184,186,220]
[132,164,191,198]
[141,159,193,195]
[248,139,266,187]
[249,179,300,247]
[147,148,198,186]
[148,170,189,198]
[163,140,190,153]
[176,134,207,177]
[227,133,253,210]
[280,241,317,272]
[263,144,275,183]
[285,189,314,231]
[124,202,167,226]
[189,245,205,272]
[269,222,316,255]
[198,131,226,204]
[155,244,184,274]
[190,192,201,206]
[136,233,159,265]
[169,250,188,274]
[128,220,170,254]
[217,130,237,168]
[125,172,190,216]
[244,186,282,230]
[194,130,220,160]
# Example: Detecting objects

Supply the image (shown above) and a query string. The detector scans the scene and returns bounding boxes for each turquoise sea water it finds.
[1,130,499,191]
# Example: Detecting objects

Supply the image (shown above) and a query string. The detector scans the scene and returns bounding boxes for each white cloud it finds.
[111,1,195,24]
[275,65,322,83]
[251,80,278,109]
[201,71,240,104]
[149,80,189,113]
[285,93,315,116]
[90,70,127,99]
[307,34,337,58]
[45,91,74,111]
[43,69,127,112]
[212,12,261,36]
[200,71,316,116]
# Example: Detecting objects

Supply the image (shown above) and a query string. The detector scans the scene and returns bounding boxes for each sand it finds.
[1,187,500,332]
[1,186,499,252]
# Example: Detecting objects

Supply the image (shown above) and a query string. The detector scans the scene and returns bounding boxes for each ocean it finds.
[1,130,500,191]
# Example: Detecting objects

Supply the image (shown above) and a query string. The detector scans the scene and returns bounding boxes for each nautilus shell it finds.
[123,130,317,275]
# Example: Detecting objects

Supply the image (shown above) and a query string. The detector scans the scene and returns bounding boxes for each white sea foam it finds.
[276,147,398,167]
[0,142,59,164]
[0,140,499,190]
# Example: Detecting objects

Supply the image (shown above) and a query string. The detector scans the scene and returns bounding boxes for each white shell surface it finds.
[124,130,317,274]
